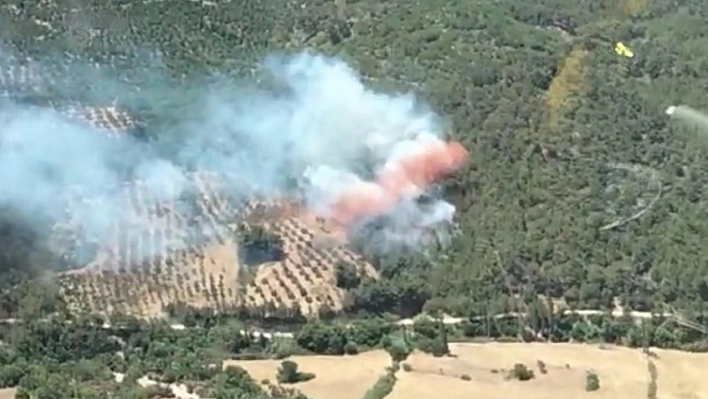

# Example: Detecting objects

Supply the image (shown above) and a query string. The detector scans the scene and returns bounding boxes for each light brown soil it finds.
[0,388,15,399]
[57,195,378,318]
[226,350,391,399]
[233,343,708,399]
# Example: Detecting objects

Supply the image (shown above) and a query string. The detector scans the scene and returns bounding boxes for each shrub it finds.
[361,372,397,399]
[647,360,658,399]
[415,337,449,357]
[536,360,547,374]
[344,342,359,355]
[586,371,600,391]
[460,374,471,381]
[508,363,534,381]
[385,342,411,363]
[276,360,316,384]
[401,363,412,372]
[429,338,449,357]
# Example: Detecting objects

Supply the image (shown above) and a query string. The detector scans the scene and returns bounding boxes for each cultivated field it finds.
[55,184,379,317]
[37,101,379,319]
[230,343,708,399]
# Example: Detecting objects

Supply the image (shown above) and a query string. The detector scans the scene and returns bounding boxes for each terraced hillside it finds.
[55,170,242,317]
[239,204,378,315]
[0,50,379,319]
[59,104,141,137]
[0,52,143,136]
[46,134,378,318]
[56,186,378,318]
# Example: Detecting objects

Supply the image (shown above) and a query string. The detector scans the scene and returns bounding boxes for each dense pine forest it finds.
[0,0,707,397]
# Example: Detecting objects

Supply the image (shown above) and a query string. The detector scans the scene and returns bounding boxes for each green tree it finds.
[276,361,315,384]
[586,371,600,391]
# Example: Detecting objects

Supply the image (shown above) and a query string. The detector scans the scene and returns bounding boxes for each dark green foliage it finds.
[382,334,413,363]
[647,361,657,399]
[295,322,350,355]
[238,225,285,266]
[586,371,600,391]
[537,360,548,374]
[276,361,316,384]
[417,338,449,357]
[1,0,708,339]
[0,0,706,396]
[0,313,311,398]
[12,318,120,363]
[335,261,361,290]
[344,341,359,355]
[412,318,449,357]
[348,319,393,348]
[509,364,535,381]
[361,372,397,399]
[385,343,410,363]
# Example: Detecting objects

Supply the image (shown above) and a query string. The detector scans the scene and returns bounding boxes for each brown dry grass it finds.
[545,47,590,128]
[241,211,378,315]
[46,94,380,319]
[621,0,647,16]
[0,388,14,399]
[56,182,378,318]
[227,350,391,399]
[232,343,708,399]
[56,171,243,317]
[33,80,369,319]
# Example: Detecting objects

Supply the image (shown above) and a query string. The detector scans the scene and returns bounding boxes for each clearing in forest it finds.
[231,342,708,399]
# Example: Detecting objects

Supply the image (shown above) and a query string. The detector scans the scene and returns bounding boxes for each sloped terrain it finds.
[241,212,378,315]
[59,104,141,137]
[3,0,708,326]
[0,47,380,319]
[56,189,378,317]
[53,165,377,318]
[55,171,241,317]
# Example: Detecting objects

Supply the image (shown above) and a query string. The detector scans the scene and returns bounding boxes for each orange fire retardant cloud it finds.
[326,141,468,228]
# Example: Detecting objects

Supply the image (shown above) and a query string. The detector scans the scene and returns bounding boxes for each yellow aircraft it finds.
[614,41,634,58]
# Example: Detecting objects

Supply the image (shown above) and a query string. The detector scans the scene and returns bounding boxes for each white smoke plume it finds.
[0,48,459,265]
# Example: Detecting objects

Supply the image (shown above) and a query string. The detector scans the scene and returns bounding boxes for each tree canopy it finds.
[0,3,706,395]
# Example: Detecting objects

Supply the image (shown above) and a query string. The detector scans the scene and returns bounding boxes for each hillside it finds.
[56,182,378,317]
[0,0,703,325]
[0,0,695,318]
[7,0,708,398]
[0,1,707,396]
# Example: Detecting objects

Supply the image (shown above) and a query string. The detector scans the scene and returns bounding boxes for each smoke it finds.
[0,48,461,266]
[666,105,708,132]
[176,51,463,249]
[0,104,128,226]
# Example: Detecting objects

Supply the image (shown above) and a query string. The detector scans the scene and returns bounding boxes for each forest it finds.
[0,0,707,396]
[0,308,703,398]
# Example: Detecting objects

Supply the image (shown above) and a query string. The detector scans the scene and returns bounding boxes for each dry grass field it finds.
[227,350,391,399]
[229,343,708,399]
